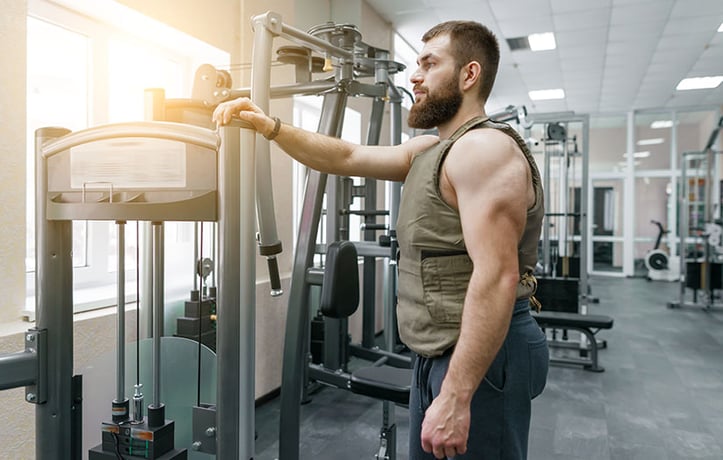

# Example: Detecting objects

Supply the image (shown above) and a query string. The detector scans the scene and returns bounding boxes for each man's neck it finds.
[436,100,487,140]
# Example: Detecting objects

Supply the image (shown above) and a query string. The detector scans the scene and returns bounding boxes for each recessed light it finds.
[623,151,651,159]
[529,89,565,100]
[676,76,723,91]
[718,22,723,32]
[528,32,556,51]
[651,120,673,129]
[637,138,665,146]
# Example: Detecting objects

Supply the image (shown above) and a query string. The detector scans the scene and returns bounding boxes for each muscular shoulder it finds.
[441,127,531,210]
[406,134,440,156]
[446,128,527,181]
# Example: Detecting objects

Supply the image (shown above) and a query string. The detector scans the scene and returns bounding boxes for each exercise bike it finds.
[645,220,679,281]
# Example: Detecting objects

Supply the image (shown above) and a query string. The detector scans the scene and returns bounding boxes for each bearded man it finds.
[214,20,549,460]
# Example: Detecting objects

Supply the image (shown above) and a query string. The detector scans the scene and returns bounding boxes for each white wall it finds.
[0,1,27,323]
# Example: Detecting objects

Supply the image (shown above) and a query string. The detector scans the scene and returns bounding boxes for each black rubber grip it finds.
[267,256,283,296]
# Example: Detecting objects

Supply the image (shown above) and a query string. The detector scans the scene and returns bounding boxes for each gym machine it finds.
[524,113,592,314]
[668,116,723,310]
[224,15,414,460]
[0,14,285,458]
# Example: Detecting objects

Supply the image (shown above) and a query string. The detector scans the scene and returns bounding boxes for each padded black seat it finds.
[533,311,613,330]
[531,311,614,372]
[350,365,412,406]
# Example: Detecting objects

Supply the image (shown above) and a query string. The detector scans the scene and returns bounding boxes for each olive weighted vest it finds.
[395,116,544,358]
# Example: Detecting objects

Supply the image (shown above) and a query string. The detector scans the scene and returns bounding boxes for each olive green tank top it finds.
[396,116,544,357]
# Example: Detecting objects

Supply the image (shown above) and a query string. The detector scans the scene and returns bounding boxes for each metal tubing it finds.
[252,13,284,297]
[542,141,552,274]
[279,91,347,460]
[216,126,242,459]
[579,115,590,309]
[384,94,403,353]
[362,97,385,349]
[152,222,164,408]
[140,222,153,340]
[36,127,74,460]
[116,221,126,403]
[0,351,37,390]
[228,80,338,100]
[558,134,569,259]
[238,124,257,459]
[279,22,354,61]
[194,222,199,291]
[41,121,220,159]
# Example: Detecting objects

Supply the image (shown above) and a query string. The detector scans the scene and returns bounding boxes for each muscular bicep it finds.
[346,134,439,181]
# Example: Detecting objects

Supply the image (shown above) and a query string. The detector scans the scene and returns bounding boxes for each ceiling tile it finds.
[367,0,723,114]
[551,0,612,13]
[610,1,674,25]
[669,0,723,18]
[496,17,555,37]
[554,9,612,31]
[488,0,553,20]
[555,28,608,47]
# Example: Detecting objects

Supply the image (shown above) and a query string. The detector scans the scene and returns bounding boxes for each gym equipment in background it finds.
[645,220,679,282]
[668,116,723,310]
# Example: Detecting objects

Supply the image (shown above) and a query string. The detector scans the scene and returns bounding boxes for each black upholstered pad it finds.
[350,365,412,406]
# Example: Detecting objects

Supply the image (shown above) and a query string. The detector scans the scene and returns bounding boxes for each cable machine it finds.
[668,116,723,310]
[524,113,591,314]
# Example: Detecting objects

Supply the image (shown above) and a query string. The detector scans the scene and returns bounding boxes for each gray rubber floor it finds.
[254,276,723,459]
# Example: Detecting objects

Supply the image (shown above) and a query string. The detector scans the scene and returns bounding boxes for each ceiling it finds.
[364,0,723,116]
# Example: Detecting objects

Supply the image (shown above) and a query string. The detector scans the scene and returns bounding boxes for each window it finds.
[292,96,362,254]
[26,0,228,313]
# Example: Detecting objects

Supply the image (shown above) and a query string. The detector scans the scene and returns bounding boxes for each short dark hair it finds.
[422,21,500,102]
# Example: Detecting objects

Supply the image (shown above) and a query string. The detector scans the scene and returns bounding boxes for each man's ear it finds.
[460,61,482,91]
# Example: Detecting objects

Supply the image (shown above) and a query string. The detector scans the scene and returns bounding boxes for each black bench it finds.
[532,311,614,372]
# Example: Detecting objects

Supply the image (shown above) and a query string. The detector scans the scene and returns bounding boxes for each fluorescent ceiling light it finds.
[651,120,673,129]
[719,22,723,32]
[676,76,723,90]
[624,151,651,159]
[637,138,665,146]
[529,89,565,100]
[528,32,556,51]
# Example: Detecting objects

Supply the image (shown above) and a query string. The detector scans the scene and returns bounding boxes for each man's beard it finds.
[408,76,463,130]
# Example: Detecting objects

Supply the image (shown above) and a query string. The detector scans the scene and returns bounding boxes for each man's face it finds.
[408,34,463,130]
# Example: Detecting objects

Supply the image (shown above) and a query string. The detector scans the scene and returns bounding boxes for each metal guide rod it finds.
[579,114,590,307]
[558,129,569,259]
[151,222,164,408]
[35,127,74,459]
[542,140,552,274]
[193,222,199,291]
[116,221,126,404]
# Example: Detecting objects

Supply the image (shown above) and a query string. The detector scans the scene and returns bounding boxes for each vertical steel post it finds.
[279,91,348,460]
[35,127,73,460]
[361,98,385,349]
[216,124,242,459]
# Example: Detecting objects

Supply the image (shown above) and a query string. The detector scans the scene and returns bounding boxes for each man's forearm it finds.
[269,120,358,176]
[441,272,517,401]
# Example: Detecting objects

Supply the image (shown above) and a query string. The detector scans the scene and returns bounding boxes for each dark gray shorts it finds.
[409,299,549,459]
